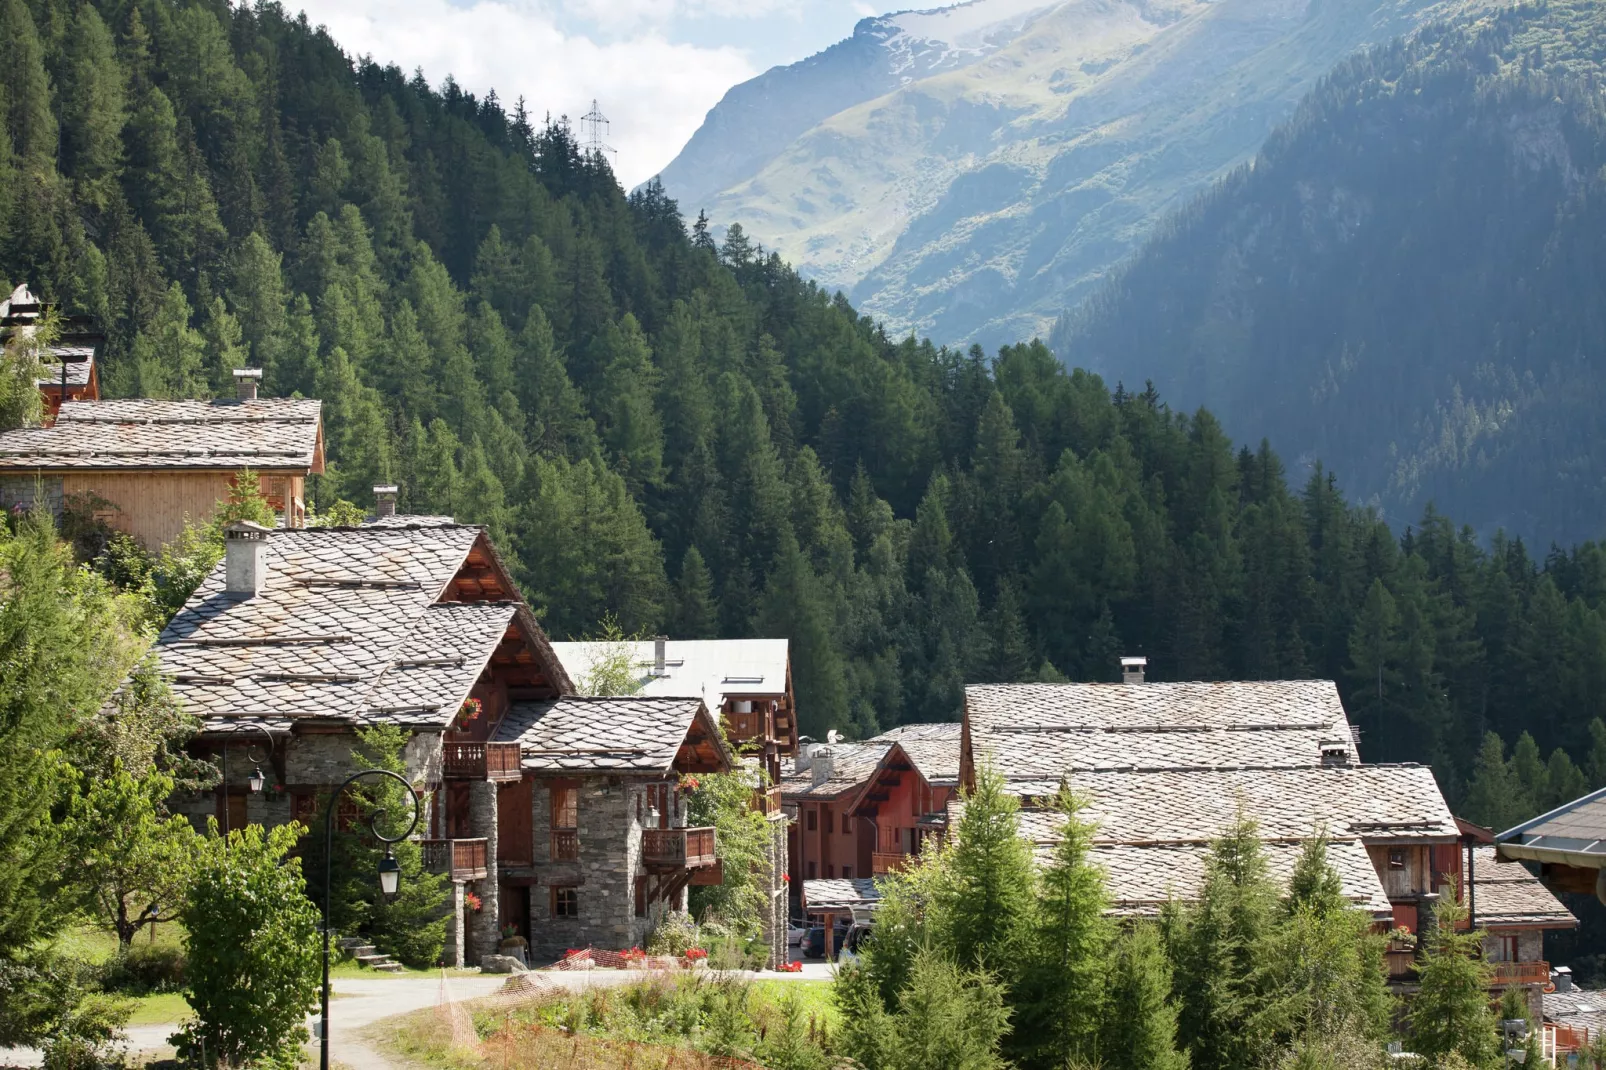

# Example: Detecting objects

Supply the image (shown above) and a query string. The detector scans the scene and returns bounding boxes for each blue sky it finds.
[291,0,882,187]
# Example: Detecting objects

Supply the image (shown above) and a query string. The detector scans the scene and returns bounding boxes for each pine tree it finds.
[58,4,126,210]
[1462,733,1522,832]
[1410,892,1499,1067]
[941,763,1036,977]
[1102,923,1189,1070]
[670,546,717,639]
[131,282,207,399]
[1168,811,1279,1070]
[1015,783,1112,1069]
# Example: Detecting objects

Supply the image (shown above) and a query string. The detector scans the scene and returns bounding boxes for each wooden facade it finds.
[58,469,309,548]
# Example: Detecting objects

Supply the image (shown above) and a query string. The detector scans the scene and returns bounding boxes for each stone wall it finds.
[517,775,661,964]
[0,476,63,519]
[761,812,790,969]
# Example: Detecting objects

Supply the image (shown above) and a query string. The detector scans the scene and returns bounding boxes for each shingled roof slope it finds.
[0,397,322,470]
[495,695,732,773]
[1470,846,1577,928]
[869,723,962,786]
[151,524,533,731]
[968,680,1353,732]
[780,741,892,799]
[1010,765,1453,844]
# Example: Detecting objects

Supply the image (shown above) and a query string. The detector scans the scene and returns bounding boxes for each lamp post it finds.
[223,724,277,833]
[320,769,420,1070]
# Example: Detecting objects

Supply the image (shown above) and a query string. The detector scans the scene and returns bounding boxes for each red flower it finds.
[775,961,803,973]
[782,873,790,883]
[682,776,700,790]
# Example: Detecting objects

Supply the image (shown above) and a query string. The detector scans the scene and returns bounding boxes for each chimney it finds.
[653,635,668,677]
[373,484,399,518]
[811,746,835,788]
[1120,656,1147,684]
[233,368,262,401]
[1320,741,1350,767]
[1554,966,1574,993]
[224,521,272,596]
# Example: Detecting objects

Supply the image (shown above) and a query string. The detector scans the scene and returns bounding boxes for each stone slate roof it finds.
[494,695,732,774]
[0,397,322,470]
[869,722,962,786]
[1470,846,1577,928]
[149,525,533,731]
[1543,989,1606,1039]
[963,679,1450,918]
[1010,765,1453,844]
[38,345,94,387]
[780,741,892,799]
[550,638,789,707]
[803,877,882,912]
[1082,839,1392,917]
[366,514,457,528]
[1497,786,1606,865]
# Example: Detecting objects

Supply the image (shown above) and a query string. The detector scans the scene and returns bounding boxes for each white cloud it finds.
[292,0,758,187]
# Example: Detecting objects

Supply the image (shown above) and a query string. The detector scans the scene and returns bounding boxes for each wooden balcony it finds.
[1385,948,1417,981]
[751,785,783,815]
[642,826,717,872]
[550,829,579,862]
[442,741,522,781]
[873,850,910,876]
[420,838,488,881]
[1491,960,1550,986]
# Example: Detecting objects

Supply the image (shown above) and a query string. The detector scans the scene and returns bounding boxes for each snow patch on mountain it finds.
[877,0,1062,75]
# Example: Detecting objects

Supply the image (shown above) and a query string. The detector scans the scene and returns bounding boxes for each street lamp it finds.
[320,769,420,1070]
[247,764,267,794]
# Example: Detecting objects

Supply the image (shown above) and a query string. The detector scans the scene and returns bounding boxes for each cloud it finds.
[292,0,758,187]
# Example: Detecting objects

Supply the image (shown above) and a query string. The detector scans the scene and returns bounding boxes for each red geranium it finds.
[775,961,803,973]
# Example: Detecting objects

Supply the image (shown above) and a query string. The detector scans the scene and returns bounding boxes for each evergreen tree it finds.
[940,763,1036,977]
[1015,783,1112,1069]
[1410,893,1500,1068]
[669,546,717,639]
[1102,923,1189,1070]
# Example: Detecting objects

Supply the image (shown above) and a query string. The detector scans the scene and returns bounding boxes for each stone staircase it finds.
[337,935,404,973]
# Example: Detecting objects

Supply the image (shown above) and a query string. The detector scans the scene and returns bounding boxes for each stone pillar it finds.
[762,814,788,969]
[444,882,466,968]
[469,780,500,964]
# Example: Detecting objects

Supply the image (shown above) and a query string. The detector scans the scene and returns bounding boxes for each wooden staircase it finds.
[337,935,404,973]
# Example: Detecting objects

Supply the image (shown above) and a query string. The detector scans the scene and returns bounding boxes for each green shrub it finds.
[102,944,185,994]
[647,910,699,955]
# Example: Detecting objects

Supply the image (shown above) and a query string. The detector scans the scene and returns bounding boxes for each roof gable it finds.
[493,695,734,774]
[150,524,568,732]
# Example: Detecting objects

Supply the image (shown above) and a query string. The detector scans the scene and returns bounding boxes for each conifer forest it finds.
[0,0,1602,840]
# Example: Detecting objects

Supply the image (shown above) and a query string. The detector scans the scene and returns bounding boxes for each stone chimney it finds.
[1121,656,1147,684]
[1554,966,1574,993]
[224,521,272,596]
[373,484,399,518]
[653,635,668,677]
[811,746,835,788]
[233,368,262,401]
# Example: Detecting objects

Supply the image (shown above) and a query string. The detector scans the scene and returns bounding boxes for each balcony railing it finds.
[442,741,522,781]
[420,838,488,881]
[642,826,717,871]
[751,785,783,815]
[1385,948,1417,981]
[1491,960,1550,985]
[873,850,909,876]
[550,829,579,862]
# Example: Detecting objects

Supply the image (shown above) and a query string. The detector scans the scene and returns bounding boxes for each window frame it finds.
[551,886,580,919]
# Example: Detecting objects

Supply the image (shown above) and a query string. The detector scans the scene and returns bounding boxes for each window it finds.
[827,865,834,878]
[806,809,817,832]
[842,865,853,878]
[636,791,642,822]
[552,887,579,918]
[1388,848,1406,870]
[807,861,816,879]
[550,783,578,829]
[825,809,834,835]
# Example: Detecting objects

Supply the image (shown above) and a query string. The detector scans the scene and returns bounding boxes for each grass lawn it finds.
[124,992,190,1027]
[53,921,184,964]
[750,978,838,1029]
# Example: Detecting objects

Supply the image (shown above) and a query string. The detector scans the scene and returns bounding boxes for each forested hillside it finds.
[1057,0,1606,548]
[0,0,1599,821]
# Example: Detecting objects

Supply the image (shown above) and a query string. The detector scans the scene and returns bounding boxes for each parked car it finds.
[787,919,808,946]
[802,920,852,959]
[837,922,873,965]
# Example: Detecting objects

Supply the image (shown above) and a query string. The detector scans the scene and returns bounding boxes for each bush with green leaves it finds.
[175,821,320,1069]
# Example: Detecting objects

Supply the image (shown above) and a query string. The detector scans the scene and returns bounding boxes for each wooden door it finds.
[497,777,534,865]
[447,783,473,838]
[216,790,248,833]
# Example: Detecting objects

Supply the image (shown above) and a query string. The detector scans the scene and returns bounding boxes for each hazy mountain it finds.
[655,0,1484,348]
[1058,0,1606,544]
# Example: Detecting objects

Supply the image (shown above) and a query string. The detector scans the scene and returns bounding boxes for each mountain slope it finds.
[655,0,1483,348]
[1058,0,1606,545]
